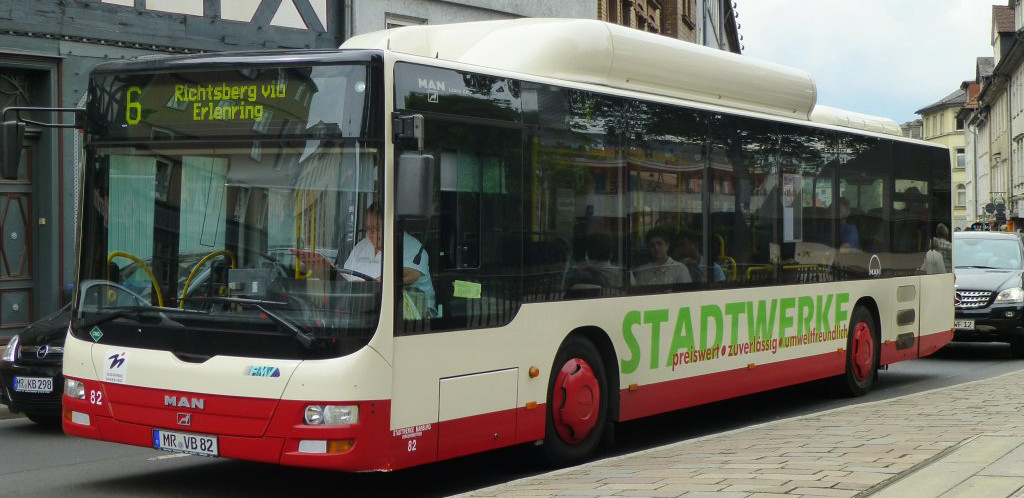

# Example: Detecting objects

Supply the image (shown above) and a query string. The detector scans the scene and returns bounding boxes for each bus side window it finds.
[708,113,779,286]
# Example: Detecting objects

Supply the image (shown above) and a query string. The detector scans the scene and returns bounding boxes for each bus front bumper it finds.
[60,377,406,471]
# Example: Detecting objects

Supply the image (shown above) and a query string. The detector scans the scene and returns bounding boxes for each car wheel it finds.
[1010,339,1024,359]
[26,413,62,429]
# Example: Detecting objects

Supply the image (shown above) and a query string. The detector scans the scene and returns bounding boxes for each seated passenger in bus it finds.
[671,232,725,283]
[838,197,860,250]
[568,232,624,295]
[917,224,954,275]
[632,228,692,286]
[930,223,952,270]
[343,204,435,316]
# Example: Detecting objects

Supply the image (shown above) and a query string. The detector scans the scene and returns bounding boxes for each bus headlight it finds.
[996,287,1024,304]
[303,405,359,426]
[1,335,18,362]
[65,379,86,400]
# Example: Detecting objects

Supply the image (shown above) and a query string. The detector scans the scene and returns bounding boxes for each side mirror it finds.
[396,153,434,219]
[0,120,25,180]
[393,114,424,151]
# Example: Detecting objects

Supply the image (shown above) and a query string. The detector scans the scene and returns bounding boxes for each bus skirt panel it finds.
[617,350,845,422]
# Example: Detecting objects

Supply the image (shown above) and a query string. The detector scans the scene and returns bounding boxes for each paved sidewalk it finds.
[465,368,1024,498]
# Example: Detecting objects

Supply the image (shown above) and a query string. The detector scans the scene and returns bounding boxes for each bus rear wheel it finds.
[542,336,608,466]
[832,305,878,397]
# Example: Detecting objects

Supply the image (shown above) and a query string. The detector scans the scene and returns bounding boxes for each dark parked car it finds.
[0,303,71,426]
[953,231,1024,357]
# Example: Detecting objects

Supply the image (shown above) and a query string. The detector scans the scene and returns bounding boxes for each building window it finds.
[956,116,965,131]
[635,0,661,33]
[682,0,695,28]
[957,184,967,207]
[956,148,965,169]
[385,13,426,29]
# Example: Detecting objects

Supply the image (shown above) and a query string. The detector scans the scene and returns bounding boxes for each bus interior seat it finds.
[523,233,571,300]
[563,266,609,299]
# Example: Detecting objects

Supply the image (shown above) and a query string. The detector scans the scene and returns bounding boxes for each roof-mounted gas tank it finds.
[342,18,818,121]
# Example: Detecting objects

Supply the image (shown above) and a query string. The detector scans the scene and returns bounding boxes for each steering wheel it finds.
[256,252,293,277]
[107,251,164,307]
[335,268,375,281]
[179,249,237,309]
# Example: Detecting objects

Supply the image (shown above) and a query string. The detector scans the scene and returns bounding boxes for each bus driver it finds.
[343,204,435,317]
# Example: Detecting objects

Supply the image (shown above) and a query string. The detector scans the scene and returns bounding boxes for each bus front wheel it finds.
[833,305,878,397]
[542,336,608,466]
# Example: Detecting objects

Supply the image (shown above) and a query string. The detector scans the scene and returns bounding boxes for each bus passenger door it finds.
[390,113,525,467]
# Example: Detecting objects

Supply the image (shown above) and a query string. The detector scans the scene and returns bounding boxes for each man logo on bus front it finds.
[868,255,882,277]
[165,395,205,410]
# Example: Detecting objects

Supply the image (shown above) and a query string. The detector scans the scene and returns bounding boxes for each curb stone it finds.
[859,435,979,495]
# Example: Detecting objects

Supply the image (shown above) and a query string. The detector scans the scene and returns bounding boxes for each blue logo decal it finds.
[245,366,280,378]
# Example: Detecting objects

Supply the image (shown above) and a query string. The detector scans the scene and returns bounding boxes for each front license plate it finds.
[954,319,975,330]
[13,376,53,393]
[153,429,219,457]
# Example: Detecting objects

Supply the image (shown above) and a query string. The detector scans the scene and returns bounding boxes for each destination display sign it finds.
[88,64,374,141]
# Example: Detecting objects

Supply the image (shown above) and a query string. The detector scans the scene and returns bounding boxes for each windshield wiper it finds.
[188,296,317,349]
[74,307,172,330]
[956,265,1000,269]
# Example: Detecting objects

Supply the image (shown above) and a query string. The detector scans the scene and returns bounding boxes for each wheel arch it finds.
[852,296,881,342]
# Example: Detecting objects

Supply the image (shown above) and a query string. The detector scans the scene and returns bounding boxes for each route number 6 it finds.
[125,86,142,125]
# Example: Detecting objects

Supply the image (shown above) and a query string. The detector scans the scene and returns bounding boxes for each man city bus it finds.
[0,19,952,470]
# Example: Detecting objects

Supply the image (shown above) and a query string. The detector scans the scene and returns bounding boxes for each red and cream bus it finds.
[48,19,952,470]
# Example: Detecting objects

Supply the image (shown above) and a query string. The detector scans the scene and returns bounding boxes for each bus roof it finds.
[809,105,902,136]
[342,18,899,137]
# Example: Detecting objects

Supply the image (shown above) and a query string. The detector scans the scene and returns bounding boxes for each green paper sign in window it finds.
[453,280,482,299]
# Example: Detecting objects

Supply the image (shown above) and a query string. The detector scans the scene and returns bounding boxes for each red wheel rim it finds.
[552,358,600,444]
[851,321,874,382]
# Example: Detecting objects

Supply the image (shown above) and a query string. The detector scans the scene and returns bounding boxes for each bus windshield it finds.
[75,61,384,360]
